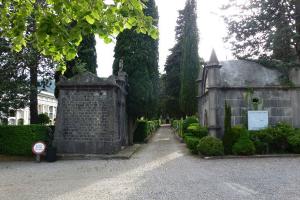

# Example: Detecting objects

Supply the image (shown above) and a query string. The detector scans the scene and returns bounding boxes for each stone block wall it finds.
[54,72,127,154]
[217,89,298,136]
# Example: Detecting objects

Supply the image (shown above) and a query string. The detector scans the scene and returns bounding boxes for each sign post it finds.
[32,141,46,162]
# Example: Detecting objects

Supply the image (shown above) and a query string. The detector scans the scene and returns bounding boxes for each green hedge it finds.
[0,125,49,156]
[184,136,200,154]
[172,119,184,137]
[223,125,246,154]
[182,116,198,132]
[197,136,224,156]
[186,123,208,138]
[250,123,298,154]
[133,120,160,143]
[288,131,300,153]
[232,133,255,155]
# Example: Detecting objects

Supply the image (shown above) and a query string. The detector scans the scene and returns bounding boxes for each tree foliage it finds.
[163,10,185,118]
[179,0,200,115]
[0,38,30,119]
[64,34,98,77]
[163,1,200,117]
[0,37,54,122]
[113,0,159,119]
[0,0,158,71]
[164,43,183,118]
[223,0,298,61]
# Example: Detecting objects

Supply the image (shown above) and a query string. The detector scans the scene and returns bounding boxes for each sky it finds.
[96,0,233,77]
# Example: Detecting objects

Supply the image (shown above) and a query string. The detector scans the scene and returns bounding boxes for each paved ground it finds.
[1,125,300,200]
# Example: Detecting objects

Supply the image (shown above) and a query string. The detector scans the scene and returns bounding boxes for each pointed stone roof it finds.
[207,49,220,66]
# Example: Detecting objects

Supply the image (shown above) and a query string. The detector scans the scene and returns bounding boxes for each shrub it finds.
[182,116,198,132]
[38,113,50,124]
[147,121,156,133]
[183,132,194,140]
[187,123,208,138]
[184,136,200,154]
[232,133,255,155]
[133,120,148,143]
[288,131,300,153]
[0,125,49,156]
[268,123,295,153]
[133,120,159,143]
[223,125,247,154]
[197,136,224,156]
[172,119,184,137]
[250,129,272,154]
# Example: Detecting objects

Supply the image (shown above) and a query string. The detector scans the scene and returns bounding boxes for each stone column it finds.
[206,49,222,137]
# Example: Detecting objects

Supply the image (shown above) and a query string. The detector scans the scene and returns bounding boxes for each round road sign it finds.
[32,141,46,155]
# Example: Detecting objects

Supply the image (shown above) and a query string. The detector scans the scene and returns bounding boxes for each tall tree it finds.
[0,38,30,121]
[179,0,200,115]
[0,37,54,123]
[113,0,159,143]
[164,10,185,118]
[223,0,297,61]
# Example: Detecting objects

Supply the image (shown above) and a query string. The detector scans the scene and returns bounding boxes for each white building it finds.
[8,90,57,125]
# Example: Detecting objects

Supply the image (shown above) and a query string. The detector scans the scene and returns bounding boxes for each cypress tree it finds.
[179,0,200,115]
[164,10,185,118]
[113,0,159,119]
[113,0,159,143]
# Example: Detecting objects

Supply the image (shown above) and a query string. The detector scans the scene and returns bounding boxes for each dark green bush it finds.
[182,116,198,132]
[133,120,159,143]
[250,129,272,154]
[223,125,247,154]
[0,125,49,156]
[187,123,208,138]
[232,133,255,155]
[183,132,194,140]
[133,120,148,143]
[184,136,200,154]
[197,136,224,156]
[268,123,295,153]
[37,113,50,124]
[288,131,300,153]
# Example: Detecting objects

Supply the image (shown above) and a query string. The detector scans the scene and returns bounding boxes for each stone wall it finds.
[217,88,300,136]
[54,72,127,154]
[199,88,300,137]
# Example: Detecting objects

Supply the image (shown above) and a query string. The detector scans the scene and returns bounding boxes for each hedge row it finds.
[223,123,300,155]
[133,120,160,143]
[0,125,50,156]
[171,116,222,155]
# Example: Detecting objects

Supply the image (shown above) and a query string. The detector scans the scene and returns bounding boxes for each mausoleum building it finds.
[54,71,128,154]
[197,50,300,137]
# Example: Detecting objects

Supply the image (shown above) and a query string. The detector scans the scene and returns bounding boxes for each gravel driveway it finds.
[1,125,300,200]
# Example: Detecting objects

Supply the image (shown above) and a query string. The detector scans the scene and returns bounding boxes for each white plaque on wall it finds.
[248,111,268,131]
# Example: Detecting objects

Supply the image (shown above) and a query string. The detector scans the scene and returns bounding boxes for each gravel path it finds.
[1,125,300,200]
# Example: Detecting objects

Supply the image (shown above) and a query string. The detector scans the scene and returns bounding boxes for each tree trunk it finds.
[295,0,300,61]
[30,62,38,124]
